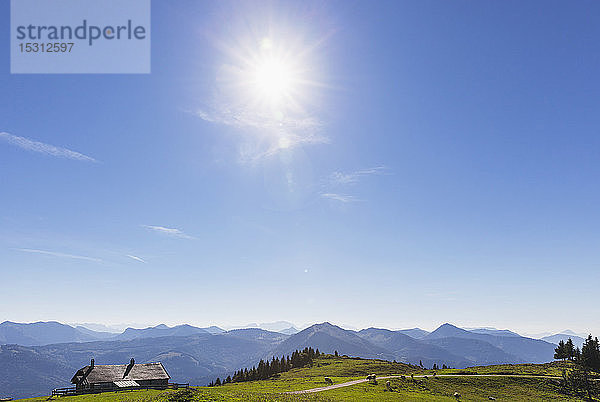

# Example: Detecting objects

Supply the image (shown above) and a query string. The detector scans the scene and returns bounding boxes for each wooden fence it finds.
[51,383,189,397]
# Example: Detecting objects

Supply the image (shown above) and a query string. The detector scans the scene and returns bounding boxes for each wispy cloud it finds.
[16,248,102,262]
[142,225,195,239]
[329,166,388,185]
[197,107,325,161]
[0,132,96,162]
[320,193,359,203]
[321,166,388,204]
[126,254,146,263]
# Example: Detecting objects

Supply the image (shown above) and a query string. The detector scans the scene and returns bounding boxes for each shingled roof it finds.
[71,361,170,385]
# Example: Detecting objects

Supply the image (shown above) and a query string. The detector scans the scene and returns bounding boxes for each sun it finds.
[209,29,324,154]
[252,58,295,103]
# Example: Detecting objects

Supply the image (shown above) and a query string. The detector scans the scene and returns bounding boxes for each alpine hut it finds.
[70,358,170,392]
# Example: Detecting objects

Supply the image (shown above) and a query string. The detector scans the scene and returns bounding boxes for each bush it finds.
[166,388,196,402]
[559,368,600,401]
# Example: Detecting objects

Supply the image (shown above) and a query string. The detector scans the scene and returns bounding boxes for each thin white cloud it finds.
[321,167,388,204]
[16,248,102,262]
[0,132,96,162]
[320,193,359,203]
[329,166,387,185]
[196,105,326,163]
[142,225,195,239]
[126,254,146,263]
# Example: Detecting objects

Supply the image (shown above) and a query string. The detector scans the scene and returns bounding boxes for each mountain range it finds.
[0,321,225,346]
[541,333,586,349]
[0,321,565,399]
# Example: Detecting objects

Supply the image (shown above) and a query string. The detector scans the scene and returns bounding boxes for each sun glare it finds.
[252,58,295,103]
[213,30,323,154]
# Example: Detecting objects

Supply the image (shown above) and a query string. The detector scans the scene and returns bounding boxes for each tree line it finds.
[554,335,600,371]
[555,334,600,401]
[208,347,320,386]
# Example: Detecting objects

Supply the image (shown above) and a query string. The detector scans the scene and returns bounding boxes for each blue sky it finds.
[1,0,599,335]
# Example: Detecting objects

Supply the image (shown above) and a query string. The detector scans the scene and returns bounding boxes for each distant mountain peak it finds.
[435,323,463,332]
[466,327,522,337]
[306,322,343,333]
[395,328,430,339]
[364,326,390,332]
[313,321,335,328]
[202,326,225,334]
[425,323,471,340]
[279,326,299,335]
[561,329,587,338]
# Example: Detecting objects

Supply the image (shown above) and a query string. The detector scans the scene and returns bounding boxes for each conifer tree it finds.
[581,335,600,371]
[565,338,576,361]
[210,347,319,386]
[555,340,567,361]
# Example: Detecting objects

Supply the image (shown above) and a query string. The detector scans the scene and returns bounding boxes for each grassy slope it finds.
[20,356,590,401]
[437,361,575,377]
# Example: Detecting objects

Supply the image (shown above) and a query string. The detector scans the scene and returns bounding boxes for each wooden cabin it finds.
[70,358,170,392]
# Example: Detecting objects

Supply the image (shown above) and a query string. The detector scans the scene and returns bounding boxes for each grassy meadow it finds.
[19,355,594,401]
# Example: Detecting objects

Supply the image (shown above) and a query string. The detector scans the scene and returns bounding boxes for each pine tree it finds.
[281,355,287,371]
[209,347,319,387]
[215,378,221,386]
[565,338,576,361]
[581,335,600,371]
[334,350,338,357]
[555,340,567,361]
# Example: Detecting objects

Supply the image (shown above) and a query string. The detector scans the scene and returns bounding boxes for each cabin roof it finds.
[71,362,170,385]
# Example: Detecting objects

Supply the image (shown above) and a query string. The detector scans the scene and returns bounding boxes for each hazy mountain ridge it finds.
[466,328,521,337]
[424,323,555,363]
[395,328,430,339]
[270,323,394,361]
[0,322,229,346]
[356,328,470,367]
[115,324,209,341]
[0,321,100,346]
[541,333,586,349]
[424,336,523,365]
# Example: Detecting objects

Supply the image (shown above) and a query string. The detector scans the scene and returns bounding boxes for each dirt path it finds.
[285,374,564,394]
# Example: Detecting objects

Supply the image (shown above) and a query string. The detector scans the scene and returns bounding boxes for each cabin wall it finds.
[76,382,113,391]
[137,379,168,388]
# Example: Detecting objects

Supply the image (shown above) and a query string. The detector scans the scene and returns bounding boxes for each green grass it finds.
[324,376,583,401]
[19,356,596,401]
[436,360,575,377]
[275,355,423,378]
